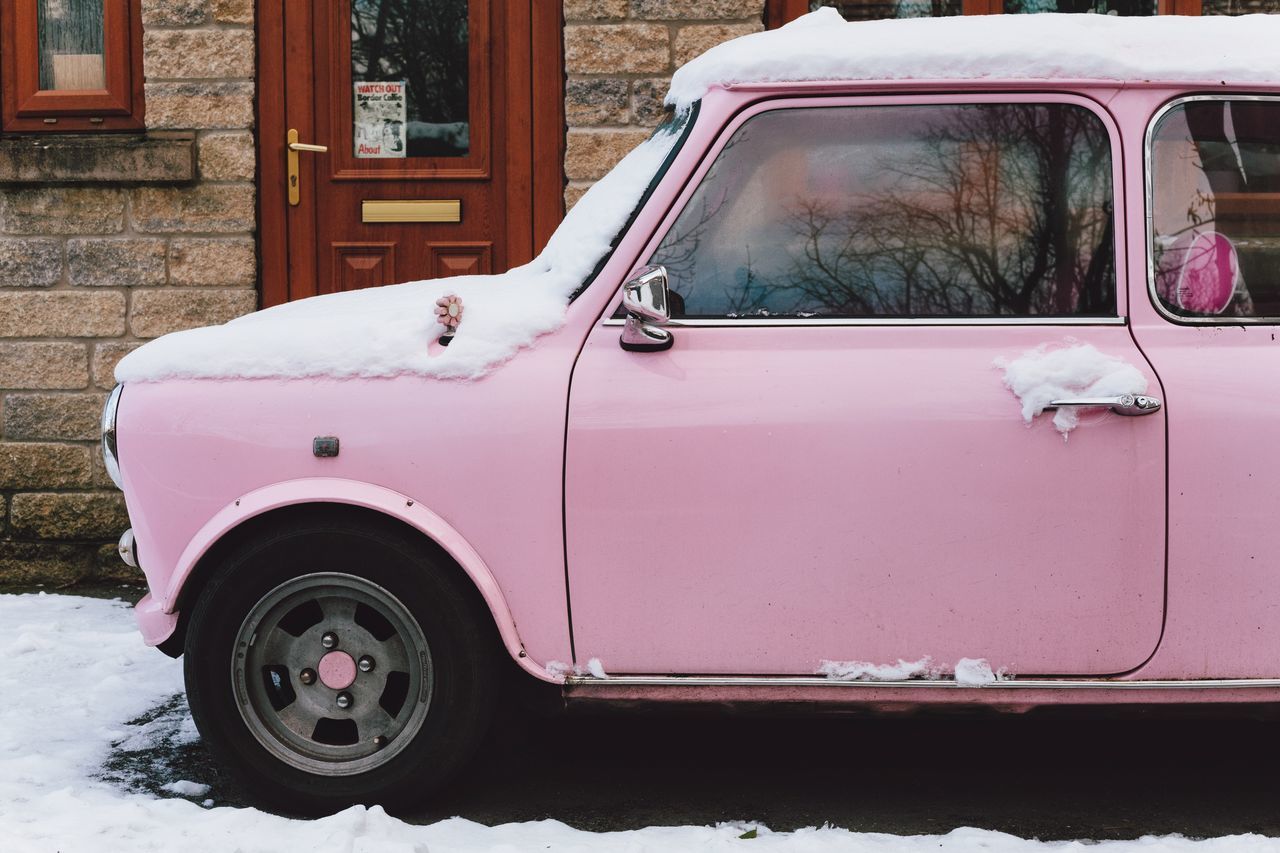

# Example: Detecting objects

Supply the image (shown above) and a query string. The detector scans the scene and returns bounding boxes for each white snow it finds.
[160,780,211,798]
[667,10,1280,110]
[818,657,940,682]
[114,123,684,384]
[953,658,1012,687]
[0,592,1271,852]
[819,657,1012,685]
[545,657,608,679]
[995,342,1148,437]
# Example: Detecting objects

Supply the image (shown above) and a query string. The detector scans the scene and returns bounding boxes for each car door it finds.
[564,93,1167,677]
[1130,93,1280,678]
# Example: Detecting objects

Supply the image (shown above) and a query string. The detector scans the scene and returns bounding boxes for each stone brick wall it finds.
[0,0,258,587]
[563,0,765,208]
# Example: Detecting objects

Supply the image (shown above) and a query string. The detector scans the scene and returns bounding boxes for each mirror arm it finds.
[620,317,674,352]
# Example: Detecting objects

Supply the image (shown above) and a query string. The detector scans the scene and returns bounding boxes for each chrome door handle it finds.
[1047,394,1162,416]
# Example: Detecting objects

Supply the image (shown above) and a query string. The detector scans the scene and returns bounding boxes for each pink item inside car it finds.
[1156,230,1239,315]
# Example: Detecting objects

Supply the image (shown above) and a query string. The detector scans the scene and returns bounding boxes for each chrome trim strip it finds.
[1144,94,1280,326]
[601,316,1127,328]
[565,675,1280,690]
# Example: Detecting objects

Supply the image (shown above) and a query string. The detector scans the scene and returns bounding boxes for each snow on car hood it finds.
[667,8,1280,110]
[114,125,683,384]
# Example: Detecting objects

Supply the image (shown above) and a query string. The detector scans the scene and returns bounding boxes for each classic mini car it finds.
[102,10,1280,810]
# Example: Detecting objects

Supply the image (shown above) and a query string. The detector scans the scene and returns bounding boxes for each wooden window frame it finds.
[1,0,145,132]
[766,0,1202,26]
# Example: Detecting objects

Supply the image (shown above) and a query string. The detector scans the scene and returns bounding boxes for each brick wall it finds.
[0,0,258,587]
[563,0,765,208]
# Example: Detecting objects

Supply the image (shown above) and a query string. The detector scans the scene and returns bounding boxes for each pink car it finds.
[102,13,1280,812]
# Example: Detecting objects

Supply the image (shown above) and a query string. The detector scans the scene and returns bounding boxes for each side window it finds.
[1150,99,1280,320]
[648,103,1116,320]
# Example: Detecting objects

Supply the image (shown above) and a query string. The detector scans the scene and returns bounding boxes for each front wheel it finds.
[184,513,498,813]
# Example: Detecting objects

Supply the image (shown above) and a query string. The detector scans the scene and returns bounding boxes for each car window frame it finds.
[605,91,1129,328]
[1144,93,1280,327]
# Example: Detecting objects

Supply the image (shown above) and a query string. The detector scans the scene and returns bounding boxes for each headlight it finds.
[101,384,124,489]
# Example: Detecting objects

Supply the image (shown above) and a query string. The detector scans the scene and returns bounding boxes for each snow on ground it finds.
[995,341,1148,437]
[667,10,1280,109]
[5,592,1280,852]
[114,118,684,384]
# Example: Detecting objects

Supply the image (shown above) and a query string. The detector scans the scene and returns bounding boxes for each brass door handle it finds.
[287,129,328,206]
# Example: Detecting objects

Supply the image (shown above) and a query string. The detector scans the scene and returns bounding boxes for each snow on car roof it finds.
[667,9,1280,109]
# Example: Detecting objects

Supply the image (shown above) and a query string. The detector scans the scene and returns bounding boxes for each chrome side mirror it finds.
[620,265,674,352]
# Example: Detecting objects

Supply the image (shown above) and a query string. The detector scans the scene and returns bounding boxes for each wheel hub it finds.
[317,650,357,690]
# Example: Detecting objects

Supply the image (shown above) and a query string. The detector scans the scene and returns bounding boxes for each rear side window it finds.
[1149,98,1280,320]
[648,103,1116,320]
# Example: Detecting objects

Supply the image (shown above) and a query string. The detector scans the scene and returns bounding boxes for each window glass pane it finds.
[38,0,105,91]
[1150,100,1280,319]
[1202,0,1280,14]
[809,0,959,18]
[350,0,469,159]
[1004,0,1156,13]
[649,104,1116,319]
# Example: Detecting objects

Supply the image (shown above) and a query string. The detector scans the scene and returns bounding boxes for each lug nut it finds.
[372,735,388,749]
[299,668,316,686]
[321,632,338,649]
[358,655,375,673]
[336,691,353,710]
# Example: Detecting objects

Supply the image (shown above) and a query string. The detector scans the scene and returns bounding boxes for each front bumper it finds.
[134,593,179,648]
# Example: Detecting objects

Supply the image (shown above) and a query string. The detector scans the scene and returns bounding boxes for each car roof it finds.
[665,10,1280,110]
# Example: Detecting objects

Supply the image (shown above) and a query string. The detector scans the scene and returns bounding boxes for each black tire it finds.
[184,509,498,814]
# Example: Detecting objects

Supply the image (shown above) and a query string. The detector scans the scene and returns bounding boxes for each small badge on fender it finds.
[313,436,340,458]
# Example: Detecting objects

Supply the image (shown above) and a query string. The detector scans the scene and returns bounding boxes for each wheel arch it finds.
[160,478,560,683]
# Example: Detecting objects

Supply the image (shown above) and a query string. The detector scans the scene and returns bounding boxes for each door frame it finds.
[256,0,566,307]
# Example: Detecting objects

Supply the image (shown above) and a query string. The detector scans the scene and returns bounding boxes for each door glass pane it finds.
[1004,0,1156,12]
[350,0,470,159]
[38,0,106,91]
[1150,100,1280,319]
[648,104,1115,319]
[810,0,959,18]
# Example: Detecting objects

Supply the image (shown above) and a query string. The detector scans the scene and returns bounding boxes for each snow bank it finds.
[995,342,1148,437]
[667,10,1280,109]
[115,123,684,384]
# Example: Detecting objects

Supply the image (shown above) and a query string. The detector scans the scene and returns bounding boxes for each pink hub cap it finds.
[318,650,357,690]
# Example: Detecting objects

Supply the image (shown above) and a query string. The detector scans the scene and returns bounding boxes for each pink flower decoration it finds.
[435,294,464,329]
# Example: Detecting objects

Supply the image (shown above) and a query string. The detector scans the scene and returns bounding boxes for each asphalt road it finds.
[51,586,1280,840]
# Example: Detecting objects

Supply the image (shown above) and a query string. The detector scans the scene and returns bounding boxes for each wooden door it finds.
[258,1,564,306]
